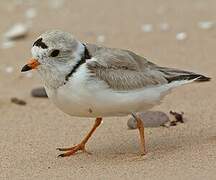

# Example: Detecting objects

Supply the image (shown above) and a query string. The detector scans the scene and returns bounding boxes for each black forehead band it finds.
[33,38,48,49]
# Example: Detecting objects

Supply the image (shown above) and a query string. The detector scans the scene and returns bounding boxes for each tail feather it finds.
[166,74,211,83]
[194,75,211,82]
[158,67,211,83]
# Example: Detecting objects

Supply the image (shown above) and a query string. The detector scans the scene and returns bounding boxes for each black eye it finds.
[50,49,60,57]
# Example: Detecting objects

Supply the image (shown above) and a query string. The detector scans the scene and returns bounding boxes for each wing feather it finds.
[85,44,167,90]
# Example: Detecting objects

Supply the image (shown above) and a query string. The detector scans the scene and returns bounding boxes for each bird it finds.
[21,30,210,157]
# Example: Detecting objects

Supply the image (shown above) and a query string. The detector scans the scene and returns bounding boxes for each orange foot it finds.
[57,143,91,157]
[56,118,102,157]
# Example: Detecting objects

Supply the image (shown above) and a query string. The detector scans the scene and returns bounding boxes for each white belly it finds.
[45,66,174,118]
[46,86,159,118]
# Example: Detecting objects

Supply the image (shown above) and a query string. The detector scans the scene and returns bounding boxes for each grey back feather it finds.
[86,44,168,90]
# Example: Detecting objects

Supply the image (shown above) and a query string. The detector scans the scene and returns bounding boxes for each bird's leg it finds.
[132,113,146,155]
[57,117,102,157]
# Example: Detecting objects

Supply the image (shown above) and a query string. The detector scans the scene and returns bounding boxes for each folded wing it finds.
[86,44,210,91]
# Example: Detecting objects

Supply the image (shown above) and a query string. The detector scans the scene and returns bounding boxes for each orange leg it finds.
[132,113,146,155]
[57,117,102,157]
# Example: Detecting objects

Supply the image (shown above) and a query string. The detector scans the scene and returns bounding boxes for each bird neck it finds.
[65,43,91,81]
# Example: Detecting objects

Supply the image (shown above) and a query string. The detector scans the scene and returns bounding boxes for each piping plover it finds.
[21,30,210,157]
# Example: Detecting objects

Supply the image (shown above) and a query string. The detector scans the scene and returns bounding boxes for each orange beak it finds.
[21,58,40,72]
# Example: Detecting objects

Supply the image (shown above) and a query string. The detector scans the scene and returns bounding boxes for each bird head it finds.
[21,30,85,88]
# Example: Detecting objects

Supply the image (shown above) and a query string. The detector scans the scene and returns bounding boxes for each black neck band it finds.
[65,44,91,81]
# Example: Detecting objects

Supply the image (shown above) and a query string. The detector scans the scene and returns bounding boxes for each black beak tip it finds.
[21,65,32,72]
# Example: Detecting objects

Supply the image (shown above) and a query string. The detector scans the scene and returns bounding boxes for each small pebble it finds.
[11,97,26,105]
[5,66,14,74]
[170,111,184,123]
[127,111,169,129]
[4,23,28,40]
[141,24,153,33]
[96,35,105,43]
[176,32,187,41]
[198,21,214,30]
[25,8,37,19]
[31,87,48,98]
[159,23,170,32]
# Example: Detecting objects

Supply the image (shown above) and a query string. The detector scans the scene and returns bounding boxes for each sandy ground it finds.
[0,0,216,179]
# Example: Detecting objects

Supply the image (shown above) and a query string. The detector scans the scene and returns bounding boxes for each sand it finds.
[0,0,216,179]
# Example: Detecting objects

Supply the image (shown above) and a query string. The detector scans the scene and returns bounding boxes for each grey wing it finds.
[86,45,168,91]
